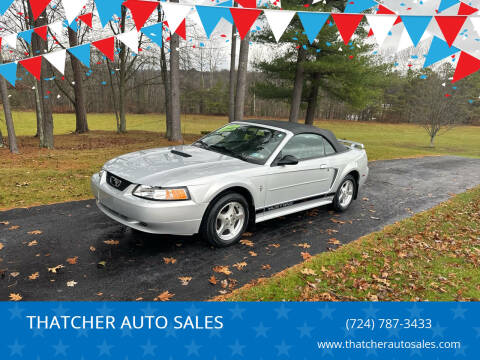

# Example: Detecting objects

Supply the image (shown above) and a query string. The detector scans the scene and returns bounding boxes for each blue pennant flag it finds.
[196,5,233,38]
[94,0,123,27]
[141,23,163,48]
[0,62,18,86]
[68,44,91,68]
[18,29,34,44]
[297,12,330,44]
[344,0,377,13]
[401,16,432,47]
[424,36,460,68]
[63,19,78,32]
[438,0,460,12]
[216,0,233,6]
[0,0,14,14]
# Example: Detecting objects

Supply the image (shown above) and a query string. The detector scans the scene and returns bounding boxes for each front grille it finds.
[106,172,132,191]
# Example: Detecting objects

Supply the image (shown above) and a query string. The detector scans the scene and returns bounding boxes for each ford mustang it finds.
[91,120,369,247]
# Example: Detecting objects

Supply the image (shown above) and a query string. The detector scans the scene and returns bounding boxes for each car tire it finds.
[332,174,356,212]
[201,192,250,247]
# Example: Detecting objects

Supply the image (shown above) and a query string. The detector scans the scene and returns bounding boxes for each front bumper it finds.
[91,173,207,235]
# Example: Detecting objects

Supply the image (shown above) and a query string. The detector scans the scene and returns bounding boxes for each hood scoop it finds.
[171,149,192,158]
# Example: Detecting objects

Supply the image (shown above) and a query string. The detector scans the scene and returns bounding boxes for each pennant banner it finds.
[297,12,330,44]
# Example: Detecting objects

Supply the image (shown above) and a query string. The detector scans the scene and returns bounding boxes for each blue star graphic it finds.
[76,329,89,338]
[362,304,379,318]
[33,328,45,338]
[275,341,291,356]
[474,327,480,338]
[97,340,114,356]
[342,325,356,338]
[141,304,157,316]
[185,340,202,356]
[386,326,400,338]
[9,304,25,319]
[275,303,291,319]
[229,304,246,319]
[431,322,446,338]
[297,322,314,338]
[53,340,69,356]
[121,328,133,338]
[141,339,157,356]
[407,303,424,318]
[320,347,333,357]
[455,344,467,357]
[253,322,270,338]
[96,304,113,316]
[52,304,69,316]
[318,304,335,320]
[208,329,222,338]
[366,347,378,357]
[9,340,25,356]
[451,304,467,320]
[165,326,178,338]
[409,347,421,357]
[229,340,245,356]
[185,304,201,316]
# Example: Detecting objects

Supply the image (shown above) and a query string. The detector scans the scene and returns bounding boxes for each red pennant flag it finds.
[19,56,42,80]
[235,0,256,8]
[368,28,374,37]
[78,13,93,28]
[34,25,48,40]
[0,38,2,48]
[93,37,115,61]
[377,5,402,24]
[176,19,186,40]
[230,8,262,39]
[123,0,159,31]
[453,52,480,83]
[458,2,478,15]
[435,16,467,47]
[29,0,52,20]
[331,14,364,45]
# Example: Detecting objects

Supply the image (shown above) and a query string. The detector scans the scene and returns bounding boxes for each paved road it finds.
[1,156,480,301]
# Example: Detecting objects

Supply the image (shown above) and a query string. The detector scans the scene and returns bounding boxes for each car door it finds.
[265,133,336,208]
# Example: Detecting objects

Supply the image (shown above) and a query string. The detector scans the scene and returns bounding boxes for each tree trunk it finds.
[234,33,250,122]
[68,27,88,133]
[158,8,172,138]
[0,126,3,148]
[430,135,435,147]
[0,59,19,153]
[289,46,306,123]
[305,73,321,126]
[228,22,237,122]
[169,11,182,142]
[32,9,54,148]
[118,6,127,133]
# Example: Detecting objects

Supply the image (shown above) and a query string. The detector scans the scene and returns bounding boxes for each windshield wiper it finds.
[193,139,210,149]
[209,144,248,162]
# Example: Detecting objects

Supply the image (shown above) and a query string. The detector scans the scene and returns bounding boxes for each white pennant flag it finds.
[366,14,397,46]
[117,30,139,53]
[264,10,295,42]
[62,0,88,24]
[49,21,64,38]
[3,33,17,49]
[161,3,192,33]
[470,17,480,37]
[396,27,414,53]
[44,49,67,75]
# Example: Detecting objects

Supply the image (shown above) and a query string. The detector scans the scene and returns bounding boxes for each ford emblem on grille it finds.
[109,176,122,188]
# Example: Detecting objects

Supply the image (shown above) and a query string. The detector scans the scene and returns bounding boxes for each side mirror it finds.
[277,154,299,166]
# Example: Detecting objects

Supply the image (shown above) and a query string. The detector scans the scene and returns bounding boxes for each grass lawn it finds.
[0,111,479,210]
[216,186,480,302]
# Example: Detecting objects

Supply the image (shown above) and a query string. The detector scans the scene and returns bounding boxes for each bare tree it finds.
[168,0,182,141]
[234,33,250,121]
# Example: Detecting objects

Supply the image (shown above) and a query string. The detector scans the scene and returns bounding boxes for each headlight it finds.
[132,185,190,201]
[98,168,106,179]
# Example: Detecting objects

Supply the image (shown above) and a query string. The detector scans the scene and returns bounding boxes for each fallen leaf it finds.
[213,265,232,275]
[242,232,253,237]
[296,243,311,249]
[0,243,4,251]
[47,264,65,273]
[103,239,119,245]
[362,197,369,201]
[330,218,346,224]
[97,261,106,268]
[10,272,20,277]
[370,216,381,220]
[135,297,143,301]
[9,293,22,301]
[28,272,39,280]
[28,230,42,235]
[28,240,38,247]
[269,243,280,248]
[328,238,341,245]
[154,291,174,301]
[301,268,317,276]
[220,279,228,288]
[262,264,271,270]
[239,239,254,247]
[209,275,217,285]
[0,221,9,225]
[163,257,177,264]
[248,251,257,257]
[96,292,103,296]
[178,276,192,286]
[66,256,78,265]
[301,252,312,260]
[9,225,19,230]
[67,280,78,287]
[89,246,96,252]
[233,262,247,270]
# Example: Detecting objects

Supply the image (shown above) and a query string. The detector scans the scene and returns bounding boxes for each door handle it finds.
[320,164,328,169]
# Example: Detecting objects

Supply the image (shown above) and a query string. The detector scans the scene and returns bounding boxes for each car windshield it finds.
[193,123,286,165]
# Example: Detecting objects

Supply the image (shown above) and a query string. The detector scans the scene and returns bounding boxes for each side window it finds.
[281,133,325,161]
[324,138,336,156]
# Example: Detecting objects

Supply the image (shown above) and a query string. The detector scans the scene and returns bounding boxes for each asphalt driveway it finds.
[1,156,480,301]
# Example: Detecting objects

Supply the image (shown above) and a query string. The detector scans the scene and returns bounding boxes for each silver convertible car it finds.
[91,120,368,247]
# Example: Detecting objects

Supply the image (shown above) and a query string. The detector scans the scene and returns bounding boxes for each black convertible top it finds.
[242,119,347,153]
